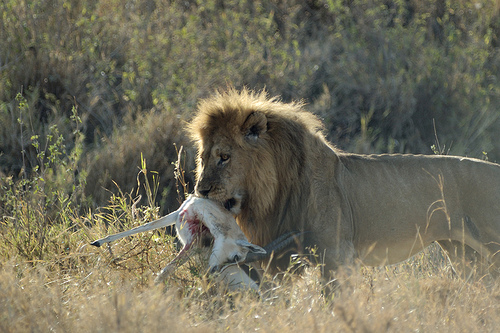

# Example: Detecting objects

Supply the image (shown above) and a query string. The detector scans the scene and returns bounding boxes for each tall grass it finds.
[1,246,499,332]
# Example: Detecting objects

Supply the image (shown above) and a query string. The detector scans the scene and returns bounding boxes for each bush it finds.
[1,0,499,239]
[84,107,195,213]
[0,94,86,261]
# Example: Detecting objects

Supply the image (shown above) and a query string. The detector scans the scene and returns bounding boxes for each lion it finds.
[188,88,500,280]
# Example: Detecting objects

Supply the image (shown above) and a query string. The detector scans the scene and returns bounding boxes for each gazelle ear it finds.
[241,112,267,141]
[235,239,266,254]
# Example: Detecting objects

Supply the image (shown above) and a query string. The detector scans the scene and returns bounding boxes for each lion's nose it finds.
[197,186,212,197]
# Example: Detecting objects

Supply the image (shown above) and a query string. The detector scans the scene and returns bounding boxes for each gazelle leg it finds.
[154,234,199,284]
[91,212,179,247]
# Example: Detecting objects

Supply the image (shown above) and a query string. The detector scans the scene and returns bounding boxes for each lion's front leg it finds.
[309,240,356,297]
[318,240,356,281]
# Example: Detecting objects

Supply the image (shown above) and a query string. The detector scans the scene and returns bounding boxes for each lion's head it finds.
[188,89,327,247]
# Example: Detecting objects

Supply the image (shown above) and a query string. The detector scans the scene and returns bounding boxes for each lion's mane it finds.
[188,89,334,249]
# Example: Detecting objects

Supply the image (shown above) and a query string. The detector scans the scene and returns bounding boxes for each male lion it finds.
[188,88,500,279]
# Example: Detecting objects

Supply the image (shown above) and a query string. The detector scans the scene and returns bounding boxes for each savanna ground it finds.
[1,0,500,331]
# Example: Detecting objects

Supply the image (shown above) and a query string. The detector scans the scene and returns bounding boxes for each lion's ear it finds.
[242,112,267,141]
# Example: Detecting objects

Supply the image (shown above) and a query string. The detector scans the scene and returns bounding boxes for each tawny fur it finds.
[189,88,500,279]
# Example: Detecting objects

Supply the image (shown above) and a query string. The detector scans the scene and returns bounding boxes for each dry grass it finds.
[1,242,499,333]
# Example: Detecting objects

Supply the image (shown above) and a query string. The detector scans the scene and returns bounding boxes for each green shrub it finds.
[1,0,499,208]
[0,93,86,261]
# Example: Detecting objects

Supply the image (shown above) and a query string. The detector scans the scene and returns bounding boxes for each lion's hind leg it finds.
[436,240,498,280]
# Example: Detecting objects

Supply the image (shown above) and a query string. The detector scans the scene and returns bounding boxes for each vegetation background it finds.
[1,0,500,331]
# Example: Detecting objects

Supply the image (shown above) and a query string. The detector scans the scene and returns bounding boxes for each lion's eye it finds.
[220,154,230,163]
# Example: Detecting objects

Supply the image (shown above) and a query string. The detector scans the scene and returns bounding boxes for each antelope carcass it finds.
[91,195,300,291]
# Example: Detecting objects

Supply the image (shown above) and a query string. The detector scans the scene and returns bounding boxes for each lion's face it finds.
[190,89,310,241]
[192,103,277,218]
[194,137,249,215]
